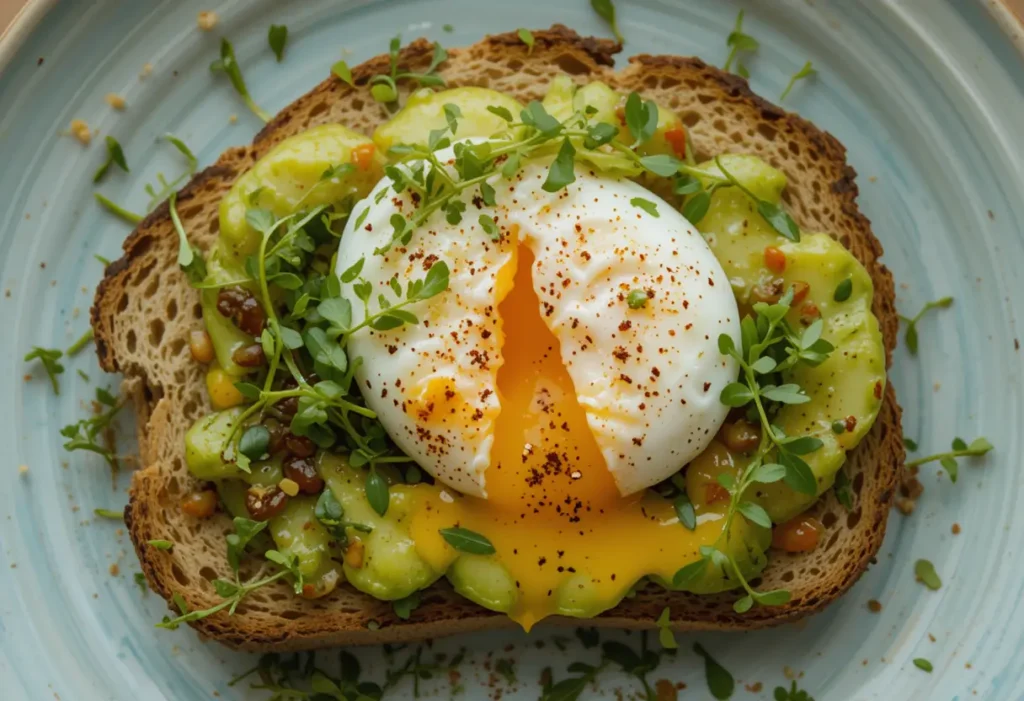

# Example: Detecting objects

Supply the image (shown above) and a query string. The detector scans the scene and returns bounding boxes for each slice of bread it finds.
[92,25,904,651]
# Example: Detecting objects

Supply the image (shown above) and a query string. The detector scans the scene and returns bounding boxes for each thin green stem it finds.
[66,328,95,356]
[95,193,143,224]
[906,446,988,468]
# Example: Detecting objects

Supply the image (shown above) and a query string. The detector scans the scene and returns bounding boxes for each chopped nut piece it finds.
[197,11,218,30]
[139,63,153,79]
[951,522,961,535]
[278,478,300,497]
[109,563,120,576]
[69,119,91,145]
[345,539,365,568]
[105,93,126,110]
[867,599,882,613]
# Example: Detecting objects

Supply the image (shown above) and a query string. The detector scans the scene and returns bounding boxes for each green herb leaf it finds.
[834,469,854,510]
[393,591,421,620]
[439,526,496,555]
[542,138,577,192]
[639,154,681,177]
[757,201,800,242]
[487,104,514,122]
[737,501,772,528]
[693,642,735,700]
[672,556,708,587]
[24,346,64,394]
[683,190,712,223]
[210,38,270,122]
[148,539,173,551]
[169,192,207,285]
[623,92,658,146]
[629,197,660,218]
[913,658,933,673]
[719,382,754,407]
[655,607,678,649]
[761,383,810,405]
[779,60,816,102]
[517,28,535,54]
[93,136,130,183]
[779,452,817,495]
[365,467,390,516]
[590,0,624,43]
[900,297,953,355]
[724,9,759,76]
[238,425,270,461]
[833,277,853,302]
[479,214,500,241]
[268,24,288,61]
[673,492,696,530]
[914,558,942,590]
[332,60,354,86]
[226,517,268,574]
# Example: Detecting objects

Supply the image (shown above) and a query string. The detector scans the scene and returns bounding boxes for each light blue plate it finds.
[2,0,1023,699]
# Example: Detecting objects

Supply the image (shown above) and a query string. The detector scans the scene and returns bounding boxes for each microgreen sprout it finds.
[94,193,143,225]
[780,61,816,101]
[368,36,448,106]
[899,296,953,354]
[724,9,758,78]
[268,24,287,61]
[211,38,270,122]
[905,436,993,482]
[590,0,624,43]
[93,136,129,183]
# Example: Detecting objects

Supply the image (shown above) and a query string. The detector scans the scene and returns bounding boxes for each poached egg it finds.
[336,151,740,626]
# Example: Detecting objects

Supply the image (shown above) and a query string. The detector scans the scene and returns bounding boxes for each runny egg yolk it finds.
[409,244,728,630]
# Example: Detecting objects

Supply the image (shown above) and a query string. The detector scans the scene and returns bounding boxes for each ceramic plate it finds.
[2,0,1023,699]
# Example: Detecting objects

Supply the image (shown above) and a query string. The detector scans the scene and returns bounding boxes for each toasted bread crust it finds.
[93,26,903,651]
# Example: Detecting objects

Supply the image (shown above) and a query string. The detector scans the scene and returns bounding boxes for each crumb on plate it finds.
[69,119,91,145]
[105,93,126,110]
[197,11,218,31]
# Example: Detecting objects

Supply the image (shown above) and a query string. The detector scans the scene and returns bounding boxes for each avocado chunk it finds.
[692,154,887,522]
[318,453,443,601]
[447,554,518,613]
[373,87,525,154]
[540,76,687,176]
[269,495,332,580]
[218,124,384,263]
[200,252,255,377]
[185,408,244,480]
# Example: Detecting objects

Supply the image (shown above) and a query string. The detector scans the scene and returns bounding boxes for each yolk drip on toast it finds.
[409,244,726,629]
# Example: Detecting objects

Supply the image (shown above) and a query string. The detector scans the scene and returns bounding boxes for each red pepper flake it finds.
[619,320,632,332]
[703,382,712,392]
[874,381,883,399]
[844,415,857,432]
[619,374,633,384]
[613,347,630,361]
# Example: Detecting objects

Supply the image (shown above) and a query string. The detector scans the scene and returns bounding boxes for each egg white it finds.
[336,149,740,498]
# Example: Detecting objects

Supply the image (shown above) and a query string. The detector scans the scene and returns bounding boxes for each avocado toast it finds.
[92,25,903,650]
